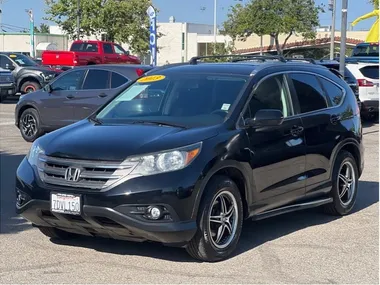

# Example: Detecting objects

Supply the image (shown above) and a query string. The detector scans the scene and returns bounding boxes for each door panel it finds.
[102,43,118,63]
[243,74,306,213]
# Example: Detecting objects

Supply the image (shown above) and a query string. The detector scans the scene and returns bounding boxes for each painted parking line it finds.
[0,121,15,125]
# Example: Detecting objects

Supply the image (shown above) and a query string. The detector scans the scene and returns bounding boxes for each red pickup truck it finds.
[41,40,141,68]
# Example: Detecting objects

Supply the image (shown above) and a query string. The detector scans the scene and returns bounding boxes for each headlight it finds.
[125,142,202,176]
[26,140,44,166]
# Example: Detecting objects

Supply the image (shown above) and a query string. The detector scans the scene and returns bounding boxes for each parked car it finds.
[15,55,364,262]
[41,40,141,69]
[0,52,62,94]
[0,70,16,102]
[347,42,379,63]
[15,64,153,142]
[346,62,379,120]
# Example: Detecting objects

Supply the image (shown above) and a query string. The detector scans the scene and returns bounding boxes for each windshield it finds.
[9,54,38,67]
[96,72,248,128]
[352,44,379,57]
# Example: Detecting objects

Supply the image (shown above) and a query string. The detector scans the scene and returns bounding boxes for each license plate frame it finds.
[51,193,81,215]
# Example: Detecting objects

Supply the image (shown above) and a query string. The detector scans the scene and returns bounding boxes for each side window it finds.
[114,44,125,55]
[319,78,344,106]
[50,70,86,91]
[82,69,110,90]
[111,72,128,88]
[103,43,113,54]
[289,73,327,114]
[244,74,293,119]
[0,55,13,69]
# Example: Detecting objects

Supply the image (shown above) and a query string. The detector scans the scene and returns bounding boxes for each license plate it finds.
[51,193,81,215]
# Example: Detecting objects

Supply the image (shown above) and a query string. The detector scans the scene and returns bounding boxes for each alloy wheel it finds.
[22,114,37,138]
[208,190,238,249]
[337,161,356,206]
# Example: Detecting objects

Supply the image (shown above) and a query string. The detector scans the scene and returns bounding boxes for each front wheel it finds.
[19,108,44,142]
[323,151,359,216]
[186,175,243,262]
[20,81,41,94]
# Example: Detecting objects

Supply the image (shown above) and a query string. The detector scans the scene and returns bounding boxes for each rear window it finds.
[70,43,99,52]
[353,44,379,57]
[359,66,379,79]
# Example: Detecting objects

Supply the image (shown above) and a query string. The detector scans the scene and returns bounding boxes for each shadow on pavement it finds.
[0,96,19,105]
[1,151,378,262]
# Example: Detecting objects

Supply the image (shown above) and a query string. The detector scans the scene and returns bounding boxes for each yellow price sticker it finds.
[137,75,166,83]
[9,54,17,58]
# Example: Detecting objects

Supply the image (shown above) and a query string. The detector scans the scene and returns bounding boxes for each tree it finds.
[44,0,154,54]
[223,0,323,55]
[369,0,379,7]
[34,23,50,33]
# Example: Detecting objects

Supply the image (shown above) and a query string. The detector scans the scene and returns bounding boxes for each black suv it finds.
[16,55,364,262]
[0,52,61,94]
[0,70,16,101]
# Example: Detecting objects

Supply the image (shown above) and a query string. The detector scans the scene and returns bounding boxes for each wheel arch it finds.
[18,75,42,92]
[330,139,362,178]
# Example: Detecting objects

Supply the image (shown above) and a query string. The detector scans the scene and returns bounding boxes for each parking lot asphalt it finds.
[0,96,379,284]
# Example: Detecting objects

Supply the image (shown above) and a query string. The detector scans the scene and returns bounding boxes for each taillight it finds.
[136,68,145,77]
[357,79,374,87]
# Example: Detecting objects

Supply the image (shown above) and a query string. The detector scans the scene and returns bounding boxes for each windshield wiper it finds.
[130,120,187,128]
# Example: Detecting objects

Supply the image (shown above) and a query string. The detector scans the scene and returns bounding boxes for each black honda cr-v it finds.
[16,55,364,262]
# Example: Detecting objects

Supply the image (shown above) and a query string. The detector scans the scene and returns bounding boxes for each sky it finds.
[0,0,376,33]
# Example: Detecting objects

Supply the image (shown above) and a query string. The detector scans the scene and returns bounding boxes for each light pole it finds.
[329,0,336,60]
[26,9,34,58]
[213,0,217,53]
[77,0,80,40]
[339,0,348,76]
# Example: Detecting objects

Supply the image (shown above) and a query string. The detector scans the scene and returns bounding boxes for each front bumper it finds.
[0,83,16,96]
[15,157,199,245]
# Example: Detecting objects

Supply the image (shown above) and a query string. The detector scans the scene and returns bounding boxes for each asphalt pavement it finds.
[0,96,379,284]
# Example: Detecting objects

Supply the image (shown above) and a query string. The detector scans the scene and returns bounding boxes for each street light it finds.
[329,0,336,60]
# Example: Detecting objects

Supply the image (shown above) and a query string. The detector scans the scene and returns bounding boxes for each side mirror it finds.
[125,50,130,56]
[44,84,52,93]
[5,64,15,71]
[245,109,284,127]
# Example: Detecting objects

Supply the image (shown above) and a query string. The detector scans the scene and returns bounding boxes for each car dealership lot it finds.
[0,97,378,284]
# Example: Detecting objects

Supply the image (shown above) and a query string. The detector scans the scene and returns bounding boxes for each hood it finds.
[40,120,219,161]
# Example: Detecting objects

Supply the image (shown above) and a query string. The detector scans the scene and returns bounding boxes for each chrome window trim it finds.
[236,70,347,129]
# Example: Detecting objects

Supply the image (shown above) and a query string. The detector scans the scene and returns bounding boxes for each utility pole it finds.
[77,0,80,40]
[339,0,348,76]
[329,0,336,60]
[213,0,217,53]
[26,9,35,58]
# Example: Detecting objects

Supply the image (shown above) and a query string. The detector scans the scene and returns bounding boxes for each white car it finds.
[346,62,379,119]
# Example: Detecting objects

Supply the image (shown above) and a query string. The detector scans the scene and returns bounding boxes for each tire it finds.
[37,226,78,239]
[322,151,359,216]
[186,175,244,262]
[20,81,41,94]
[19,108,44,142]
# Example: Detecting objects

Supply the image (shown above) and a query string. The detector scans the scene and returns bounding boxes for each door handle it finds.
[98,93,108,98]
[290,125,304,137]
[66,94,74,99]
[330,114,342,125]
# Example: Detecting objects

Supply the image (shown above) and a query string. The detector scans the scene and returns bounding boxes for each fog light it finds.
[16,190,27,206]
[146,206,163,220]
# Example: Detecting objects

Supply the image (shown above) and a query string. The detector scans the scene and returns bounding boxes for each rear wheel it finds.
[37,226,78,239]
[186,175,243,262]
[323,151,358,216]
[20,81,41,94]
[19,108,44,142]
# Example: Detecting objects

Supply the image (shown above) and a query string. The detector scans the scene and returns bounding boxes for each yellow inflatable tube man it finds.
[351,9,379,43]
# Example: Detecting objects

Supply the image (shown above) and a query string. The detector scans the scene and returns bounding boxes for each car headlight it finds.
[26,140,44,166]
[125,142,202,176]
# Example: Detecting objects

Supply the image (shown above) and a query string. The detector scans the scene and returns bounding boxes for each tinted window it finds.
[96,73,248,128]
[70,43,98,52]
[50,69,86,91]
[111,72,128,88]
[103,43,113,54]
[360,66,379,79]
[82,70,110,90]
[245,75,293,119]
[353,44,379,57]
[290,74,327,113]
[320,78,344,106]
[0,55,13,69]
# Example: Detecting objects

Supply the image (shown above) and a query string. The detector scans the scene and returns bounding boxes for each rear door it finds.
[70,69,115,120]
[287,72,346,197]
[102,43,118,64]
[40,69,86,127]
[243,73,307,213]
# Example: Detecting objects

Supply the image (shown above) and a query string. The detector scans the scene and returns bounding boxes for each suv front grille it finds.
[37,155,138,190]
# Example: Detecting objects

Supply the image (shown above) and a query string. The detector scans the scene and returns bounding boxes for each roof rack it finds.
[189,54,286,64]
[284,57,316,64]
